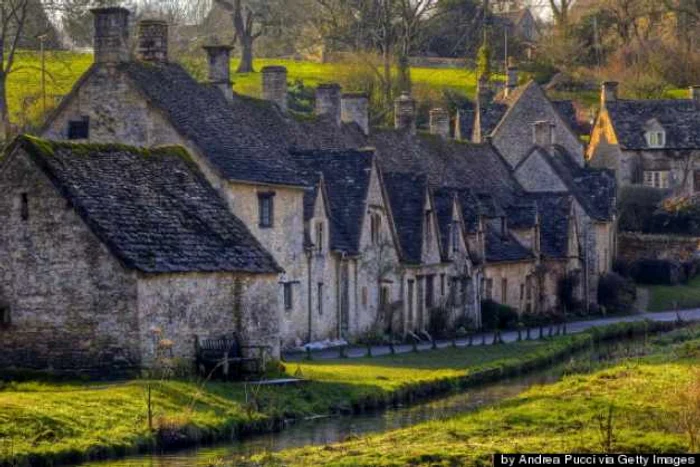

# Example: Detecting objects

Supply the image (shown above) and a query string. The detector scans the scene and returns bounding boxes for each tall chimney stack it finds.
[533,121,555,147]
[137,19,168,62]
[262,66,288,112]
[394,92,416,134]
[601,81,619,107]
[341,93,369,135]
[315,83,342,126]
[429,108,450,138]
[92,7,131,64]
[203,45,234,102]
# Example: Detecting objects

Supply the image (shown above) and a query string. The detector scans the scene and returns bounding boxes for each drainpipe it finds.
[306,249,313,343]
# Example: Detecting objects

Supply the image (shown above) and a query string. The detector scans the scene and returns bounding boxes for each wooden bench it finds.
[194,335,269,380]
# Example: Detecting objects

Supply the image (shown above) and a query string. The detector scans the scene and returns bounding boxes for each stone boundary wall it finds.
[618,232,700,263]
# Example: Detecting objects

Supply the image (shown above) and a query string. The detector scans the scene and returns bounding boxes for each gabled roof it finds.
[605,98,700,150]
[432,188,457,260]
[484,220,533,263]
[383,172,428,265]
[13,136,281,274]
[289,149,375,255]
[548,147,616,221]
[552,100,588,136]
[506,202,537,229]
[526,193,573,259]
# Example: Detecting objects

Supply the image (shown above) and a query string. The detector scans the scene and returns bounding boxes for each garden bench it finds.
[194,334,269,380]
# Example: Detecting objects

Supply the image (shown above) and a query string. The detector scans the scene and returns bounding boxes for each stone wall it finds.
[0,150,141,374]
[617,232,700,263]
[136,272,281,364]
[484,261,535,312]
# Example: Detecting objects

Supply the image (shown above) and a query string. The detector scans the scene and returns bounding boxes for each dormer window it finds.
[258,192,275,228]
[68,116,90,140]
[646,130,665,148]
[315,221,324,254]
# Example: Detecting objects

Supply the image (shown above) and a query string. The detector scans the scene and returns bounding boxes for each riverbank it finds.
[0,320,688,467]
[246,325,700,466]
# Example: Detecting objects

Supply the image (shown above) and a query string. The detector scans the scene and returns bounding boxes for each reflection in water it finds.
[84,340,645,467]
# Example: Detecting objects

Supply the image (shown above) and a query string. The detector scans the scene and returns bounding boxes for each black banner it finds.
[494,454,698,467]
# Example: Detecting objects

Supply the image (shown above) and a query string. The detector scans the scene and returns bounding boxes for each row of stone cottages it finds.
[0,7,615,373]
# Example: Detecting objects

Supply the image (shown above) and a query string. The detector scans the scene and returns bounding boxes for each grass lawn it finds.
[646,275,700,312]
[245,328,700,466]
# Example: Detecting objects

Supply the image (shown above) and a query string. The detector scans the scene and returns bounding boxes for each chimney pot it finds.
[690,86,700,103]
[203,44,234,101]
[429,108,450,138]
[394,91,416,134]
[137,20,168,62]
[262,66,288,112]
[533,120,555,147]
[91,7,131,64]
[601,81,619,106]
[341,93,369,135]
[315,83,342,126]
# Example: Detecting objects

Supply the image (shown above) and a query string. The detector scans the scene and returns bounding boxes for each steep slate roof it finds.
[432,188,456,259]
[552,100,587,136]
[369,131,523,208]
[506,202,537,230]
[289,149,374,255]
[526,193,573,259]
[383,172,428,264]
[548,147,616,221]
[605,98,700,150]
[15,136,281,274]
[122,62,364,187]
[484,221,533,263]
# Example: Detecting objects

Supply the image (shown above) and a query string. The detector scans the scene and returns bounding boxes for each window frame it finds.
[317,283,324,315]
[258,192,275,228]
[646,130,665,148]
[0,306,10,328]
[283,282,293,311]
[643,170,669,189]
[315,220,324,254]
[20,193,29,221]
[68,116,90,140]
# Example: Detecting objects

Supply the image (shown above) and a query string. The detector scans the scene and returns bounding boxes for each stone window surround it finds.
[258,191,275,228]
[68,116,90,140]
[646,130,665,148]
[283,282,293,311]
[643,170,669,189]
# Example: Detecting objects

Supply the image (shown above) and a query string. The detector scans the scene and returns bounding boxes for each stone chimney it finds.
[429,108,450,138]
[262,66,288,112]
[505,58,518,97]
[203,44,234,101]
[601,81,619,106]
[137,19,168,62]
[690,86,700,104]
[315,83,342,126]
[533,121,554,147]
[341,93,369,135]
[92,7,130,64]
[394,92,416,134]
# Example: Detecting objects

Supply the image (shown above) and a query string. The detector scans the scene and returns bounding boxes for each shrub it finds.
[630,259,685,285]
[481,300,519,330]
[617,186,667,233]
[598,273,637,313]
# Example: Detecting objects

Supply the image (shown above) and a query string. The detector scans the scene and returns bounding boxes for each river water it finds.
[83,338,648,467]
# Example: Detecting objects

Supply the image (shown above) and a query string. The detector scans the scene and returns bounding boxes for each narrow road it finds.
[283,309,700,361]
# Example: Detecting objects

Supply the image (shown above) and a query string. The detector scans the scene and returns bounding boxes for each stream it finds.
[83,338,649,467]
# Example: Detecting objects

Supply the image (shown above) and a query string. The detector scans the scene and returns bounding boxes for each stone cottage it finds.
[588,82,700,195]
[0,136,281,374]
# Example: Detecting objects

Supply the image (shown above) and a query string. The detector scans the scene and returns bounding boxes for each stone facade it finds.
[617,232,700,263]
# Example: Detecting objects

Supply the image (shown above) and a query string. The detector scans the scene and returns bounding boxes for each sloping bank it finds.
[0,320,687,467]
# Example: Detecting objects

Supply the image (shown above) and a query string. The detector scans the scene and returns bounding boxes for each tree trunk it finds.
[0,73,11,143]
[237,36,255,73]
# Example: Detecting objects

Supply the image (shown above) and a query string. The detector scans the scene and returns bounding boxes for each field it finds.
[646,276,700,312]
[245,326,700,466]
[0,322,666,466]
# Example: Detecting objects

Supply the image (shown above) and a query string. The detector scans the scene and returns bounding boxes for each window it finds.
[283,283,293,311]
[317,283,324,315]
[370,213,382,245]
[440,274,446,296]
[450,277,459,306]
[0,306,9,328]
[460,278,468,307]
[20,193,29,221]
[362,286,368,308]
[407,280,415,327]
[451,221,460,253]
[646,131,665,148]
[68,116,90,140]
[501,278,508,303]
[258,192,275,228]
[380,285,390,310]
[485,278,493,300]
[315,221,324,254]
[425,275,435,309]
[520,283,525,302]
[643,171,670,189]
[425,210,433,245]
